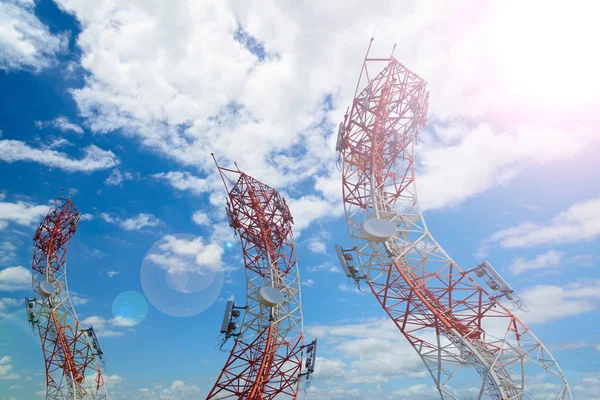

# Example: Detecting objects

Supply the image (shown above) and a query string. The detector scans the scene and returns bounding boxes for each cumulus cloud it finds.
[160,380,200,399]
[0,241,18,265]
[99,212,161,231]
[286,195,341,234]
[191,210,210,226]
[120,213,160,231]
[0,140,119,172]
[45,0,599,233]
[305,231,330,254]
[103,374,124,386]
[0,266,31,291]
[104,169,134,186]
[152,171,211,195]
[0,0,68,72]
[147,234,224,273]
[0,355,19,380]
[0,199,48,228]
[308,240,326,253]
[306,318,427,385]
[79,213,94,221]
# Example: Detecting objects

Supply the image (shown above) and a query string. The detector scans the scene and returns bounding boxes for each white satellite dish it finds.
[257,286,284,307]
[39,281,55,297]
[360,218,396,242]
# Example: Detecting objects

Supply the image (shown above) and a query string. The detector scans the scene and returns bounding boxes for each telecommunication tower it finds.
[335,39,571,399]
[26,197,108,399]
[207,155,316,399]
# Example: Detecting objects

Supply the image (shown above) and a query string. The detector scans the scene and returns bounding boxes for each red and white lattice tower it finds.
[207,156,314,399]
[335,39,572,399]
[26,197,108,400]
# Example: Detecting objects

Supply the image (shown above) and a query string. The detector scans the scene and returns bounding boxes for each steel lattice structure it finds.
[336,39,572,399]
[207,157,307,399]
[28,198,108,400]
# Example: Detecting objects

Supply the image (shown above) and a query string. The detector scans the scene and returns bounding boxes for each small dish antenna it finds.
[360,218,396,242]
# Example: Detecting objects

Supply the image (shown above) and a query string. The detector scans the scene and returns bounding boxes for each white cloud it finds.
[104,169,134,186]
[286,195,340,234]
[552,341,600,351]
[107,271,119,278]
[337,282,364,295]
[160,380,200,399]
[103,374,124,386]
[305,229,330,255]
[43,137,72,150]
[100,212,161,231]
[35,116,83,134]
[302,278,314,287]
[79,213,94,221]
[571,254,597,268]
[191,210,210,226]
[99,213,116,224]
[0,200,48,228]
[391,384,439,399]
[306,318,427,385]
[0,140,119,172]
[482,194,600,250]
[0,298,19,317]
[301,384,364,400]
[70,294,89,306]
[80,315,132,337]
[110,316,137,327]
[0,266,31,291]
[416,123,597,210]
[93,330,124,337]
[46,0,599,231]
[209,221,235,243]
[509,250,564,275]
[308,240,326,253]
[517,281,600,324]
[0,242,18,265]
[307,262,341,274]
[147,234,224,273]
[0,0,68,72]
[120,213,160,231]
[152,171,210,195]
[76,243,106,260]
[81,316,105,326]
[0,355,19,380]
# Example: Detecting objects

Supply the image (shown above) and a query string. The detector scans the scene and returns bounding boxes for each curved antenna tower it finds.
[335,42,572,399]
[207,156,314,399]
[27,197,108,399]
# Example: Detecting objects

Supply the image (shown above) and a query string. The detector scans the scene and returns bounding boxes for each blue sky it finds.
[1,0,599,399]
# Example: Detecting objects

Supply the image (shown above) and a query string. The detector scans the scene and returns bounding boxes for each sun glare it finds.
[483,0,600,110]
